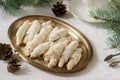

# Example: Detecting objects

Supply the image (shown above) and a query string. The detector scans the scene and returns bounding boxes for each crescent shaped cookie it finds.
[24,20,41,43]
[25,22,53,56]
[30,42,50,59]
[44,40,70,68]
[67,48,82,70]
[16,20,30,46]
[49,28,68,41]
[58,40,79,67]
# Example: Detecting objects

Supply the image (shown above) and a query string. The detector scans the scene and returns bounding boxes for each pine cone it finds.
[0,43,22,73]
[52,1,67,17]
[7,57,21,73]
[8,57,20,64]
[0,43,13,60]
[7,63,21,73]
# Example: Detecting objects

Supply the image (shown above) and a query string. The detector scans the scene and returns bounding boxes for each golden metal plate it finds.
[8,15,93,73]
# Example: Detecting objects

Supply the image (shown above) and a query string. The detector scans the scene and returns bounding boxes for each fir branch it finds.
[106,33,120,49]
[90,9,120,23]
[0,0,52,15]
[1,0,21,15]
[90,0,120,50]
[108,0,120,11]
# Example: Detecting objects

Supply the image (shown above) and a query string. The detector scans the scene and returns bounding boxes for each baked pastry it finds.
[44,40,70,68]
[25,21,53,56]
[24,20,41,43]
[55,36,72,44]
[48,27,59,41]
[16,20,30,46]
[67,48,82,70]
[58,40,79,67]
[49,28,68,41]
[30,42,51,59]
[42,20,52,27]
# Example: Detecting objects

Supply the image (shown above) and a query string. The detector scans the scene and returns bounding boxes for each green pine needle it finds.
[0,0,52,15]
[90,0,120,50]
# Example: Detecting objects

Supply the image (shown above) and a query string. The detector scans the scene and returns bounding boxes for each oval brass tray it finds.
[8,15,93,73]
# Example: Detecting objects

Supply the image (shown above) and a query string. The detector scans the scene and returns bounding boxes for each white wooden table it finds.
[0,0,120,80]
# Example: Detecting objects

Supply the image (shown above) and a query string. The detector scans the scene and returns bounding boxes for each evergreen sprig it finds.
[0,0,52,15]
[90,0,120,50]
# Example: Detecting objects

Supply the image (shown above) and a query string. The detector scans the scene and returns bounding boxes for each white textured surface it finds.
[0,0,120,80]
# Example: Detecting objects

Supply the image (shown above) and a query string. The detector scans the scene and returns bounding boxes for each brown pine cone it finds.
[8,57,20,64]
[0,43,22,73]
[52,1,67,17]
[7,57,21,73]
[0,43,13,60]
[7,63,21,73]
